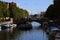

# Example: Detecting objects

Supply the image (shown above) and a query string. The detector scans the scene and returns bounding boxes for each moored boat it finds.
[18,23,32,30]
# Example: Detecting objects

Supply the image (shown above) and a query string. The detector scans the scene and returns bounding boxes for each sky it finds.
[2,0,53,15]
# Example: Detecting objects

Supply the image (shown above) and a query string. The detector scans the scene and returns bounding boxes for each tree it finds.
[44,4,55,19]
[0,1,29,19]
[44,0,60,20]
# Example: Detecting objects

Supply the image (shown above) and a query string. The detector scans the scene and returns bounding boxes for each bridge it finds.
[28,17,41,23]
[27,14,49,23]
[28,17,49,23]
[15,15,49,26]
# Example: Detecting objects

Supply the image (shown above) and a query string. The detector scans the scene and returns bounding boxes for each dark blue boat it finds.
[1,25,10,30]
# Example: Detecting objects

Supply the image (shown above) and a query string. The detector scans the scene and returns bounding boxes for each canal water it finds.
[0,22,49,40]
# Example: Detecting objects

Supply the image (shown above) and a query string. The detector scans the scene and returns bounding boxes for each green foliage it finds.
[44,5,55,19]
[9,5,29,18]
[0,1,4,18]
[0,1,10,18]
[44,0,60,20]
[0,1,29,19]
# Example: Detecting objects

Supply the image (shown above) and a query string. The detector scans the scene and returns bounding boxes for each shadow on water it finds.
[0,21,49,40]
[0,29,21,40]
[15,29,48,40]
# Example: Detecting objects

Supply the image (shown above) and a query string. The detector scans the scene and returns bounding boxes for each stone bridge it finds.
[28,17,49,23]
[15,17,49,26]
[28,17,41,23]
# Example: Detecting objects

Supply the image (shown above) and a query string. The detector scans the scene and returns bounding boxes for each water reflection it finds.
[0,22,48,40]
[0,29,48,40]
[0,30,21,40]
[31,21,41,28]
[16,29,48,40]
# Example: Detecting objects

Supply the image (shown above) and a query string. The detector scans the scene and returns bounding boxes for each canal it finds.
[0,22,49,40]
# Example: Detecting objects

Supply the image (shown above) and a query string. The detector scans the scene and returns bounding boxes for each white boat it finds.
[2,24,17,31]
[10,24,17,28]
[4,24,10,28]
[4,24,17,28]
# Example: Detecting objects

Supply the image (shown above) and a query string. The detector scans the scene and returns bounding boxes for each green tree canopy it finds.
[44,0,60,20]
[44,5,55,19]
[0,1,29,19]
